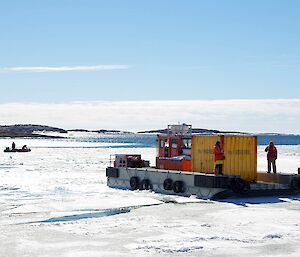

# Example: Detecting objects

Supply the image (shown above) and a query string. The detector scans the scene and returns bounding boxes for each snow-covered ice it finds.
[0,137,300,257]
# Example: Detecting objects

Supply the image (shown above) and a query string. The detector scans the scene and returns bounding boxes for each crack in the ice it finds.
[0,186,20,191]
[41,208,131,223]
[19,208,132,224]
[21,203,163,224]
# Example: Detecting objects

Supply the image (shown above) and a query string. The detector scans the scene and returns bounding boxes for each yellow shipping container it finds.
[192,135,257,181]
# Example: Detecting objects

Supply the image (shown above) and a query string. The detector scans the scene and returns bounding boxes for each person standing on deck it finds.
[12,142,16,150]
[214,141,225,175]
[265,141,277,173]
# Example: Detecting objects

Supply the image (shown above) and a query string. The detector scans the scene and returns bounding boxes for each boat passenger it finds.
[265,141,277,173]
[214,141,225,175]
[12,142,16,150]
[22,145,27,150]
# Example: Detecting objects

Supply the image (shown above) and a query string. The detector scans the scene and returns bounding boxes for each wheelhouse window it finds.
[171,138,178,149]
[159,139,164,148]
[164,139,169,148]
[182,138,192,148]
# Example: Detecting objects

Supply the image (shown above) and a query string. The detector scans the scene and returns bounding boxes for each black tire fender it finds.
[173,180,185,193]
[230,177,250,194]
[163,178,173,191]
[140,179,152,190]
[290,177,300,190]
[130,176,140,190]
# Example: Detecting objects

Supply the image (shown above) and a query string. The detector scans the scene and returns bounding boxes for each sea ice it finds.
[0,138,300,256]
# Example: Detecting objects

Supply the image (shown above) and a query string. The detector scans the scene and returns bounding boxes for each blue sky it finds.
[0,1,300,133]
[1,0,299,102]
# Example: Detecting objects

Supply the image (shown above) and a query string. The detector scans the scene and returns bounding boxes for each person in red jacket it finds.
[214,140,225,175]
[265,141,277,173]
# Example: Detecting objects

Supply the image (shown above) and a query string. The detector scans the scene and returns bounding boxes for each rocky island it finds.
[0,124,132,138]
[137,128,248,135]
[0,124,67,138]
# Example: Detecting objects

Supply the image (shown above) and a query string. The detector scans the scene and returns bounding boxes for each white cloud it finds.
[0,65,130,73]
[0,99,299,134]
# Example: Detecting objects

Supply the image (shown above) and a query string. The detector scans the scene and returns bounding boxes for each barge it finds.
[106,124,300,199]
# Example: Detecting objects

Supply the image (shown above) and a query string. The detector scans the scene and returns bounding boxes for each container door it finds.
[192,136,220,173]
[223,136,257,181]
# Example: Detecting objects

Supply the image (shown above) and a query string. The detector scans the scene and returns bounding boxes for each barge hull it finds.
[106,167,300,199]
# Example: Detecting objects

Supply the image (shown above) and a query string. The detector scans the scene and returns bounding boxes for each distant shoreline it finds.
[0,124,299,139]
[0,131,65,139]
[0,124,67,139]
[0,125,132,138]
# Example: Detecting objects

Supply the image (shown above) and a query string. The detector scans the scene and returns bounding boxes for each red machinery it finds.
[114,154,150,168]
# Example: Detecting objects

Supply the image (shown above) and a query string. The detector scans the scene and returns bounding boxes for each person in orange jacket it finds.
[214,140,225,175]
[265,141,277,173]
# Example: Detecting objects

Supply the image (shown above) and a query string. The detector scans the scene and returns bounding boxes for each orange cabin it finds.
[156,124,192,171]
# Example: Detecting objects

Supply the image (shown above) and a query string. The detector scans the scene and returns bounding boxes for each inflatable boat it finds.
[4,147,31,153]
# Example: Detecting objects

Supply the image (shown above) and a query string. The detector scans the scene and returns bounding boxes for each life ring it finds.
[163,178,173,191]
[140,179,152,190]
[130,176,140,190]
[230,177,250,194]
[173,180,185,193]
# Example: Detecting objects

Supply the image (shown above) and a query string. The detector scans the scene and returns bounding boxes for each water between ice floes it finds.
[0,135,300,257]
